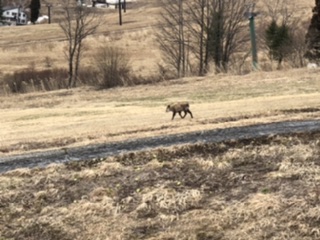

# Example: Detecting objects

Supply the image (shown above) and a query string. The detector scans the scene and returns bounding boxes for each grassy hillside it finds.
[0,0,160,76]
[0,0,314,77]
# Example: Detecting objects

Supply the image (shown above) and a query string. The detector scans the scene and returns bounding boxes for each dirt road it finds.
[1,119,320,173]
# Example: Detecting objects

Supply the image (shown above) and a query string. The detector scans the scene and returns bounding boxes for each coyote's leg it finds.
[186,109,193,118]
[172,112,177,120]
[179,111,187,118]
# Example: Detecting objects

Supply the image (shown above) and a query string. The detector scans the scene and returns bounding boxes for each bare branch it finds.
[59,0,103,88]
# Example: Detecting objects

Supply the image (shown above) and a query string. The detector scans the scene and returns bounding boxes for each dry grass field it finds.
[2,132,320,239]
[1,68,320,156]
[1,67,320,239]
[2,0,320,239]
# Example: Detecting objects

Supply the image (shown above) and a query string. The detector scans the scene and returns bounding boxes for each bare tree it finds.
[262,0,295,25]
[288,25,308,67]
[187,0,249,73]
[157,0,249,75]
[156,0,188,78]
[185,0,206,75]
[59,1,102,88]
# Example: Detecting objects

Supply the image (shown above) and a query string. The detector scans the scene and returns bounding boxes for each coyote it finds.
[166,102,193,120]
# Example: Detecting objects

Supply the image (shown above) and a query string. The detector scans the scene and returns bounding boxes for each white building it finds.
[2,6,28,25]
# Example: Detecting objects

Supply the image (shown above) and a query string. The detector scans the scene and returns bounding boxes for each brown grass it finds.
[0,67,320,156]
[2,132,320,239]
[0,67,320,155]
[1,68,320,155]
[0,1,319,238]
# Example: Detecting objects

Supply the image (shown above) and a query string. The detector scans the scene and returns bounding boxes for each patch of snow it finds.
[36,15,49,23]
[307,63,318,69]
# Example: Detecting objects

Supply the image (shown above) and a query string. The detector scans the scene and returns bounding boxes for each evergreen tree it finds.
[265,20,292,68]
[30,0,41,24]
[207,10,224,71]
[0,0,4,22]
[305,0,320,61]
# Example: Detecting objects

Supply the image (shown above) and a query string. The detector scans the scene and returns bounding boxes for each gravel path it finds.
[1,119,320,173]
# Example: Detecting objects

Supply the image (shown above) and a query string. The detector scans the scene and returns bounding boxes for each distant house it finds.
[2,6,28,25]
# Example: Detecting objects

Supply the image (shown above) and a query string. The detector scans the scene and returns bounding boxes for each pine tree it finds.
[305,0,320,61]
[30,0,41,24]
[207,11,224,72]
[265,20,291,68]
[0,0,4,22]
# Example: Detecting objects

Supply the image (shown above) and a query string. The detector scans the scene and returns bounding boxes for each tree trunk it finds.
[198,0,205,76]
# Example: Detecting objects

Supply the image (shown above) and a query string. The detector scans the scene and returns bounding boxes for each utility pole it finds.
[47,4,51,24]
[249,14,258,70]
[245,3,259,70]
[118,0,122,25]
[17,5,21,25]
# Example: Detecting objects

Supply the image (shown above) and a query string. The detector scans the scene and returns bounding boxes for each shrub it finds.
[94,46,132,89]
[3,68,68,93]
[2,67,99,94]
